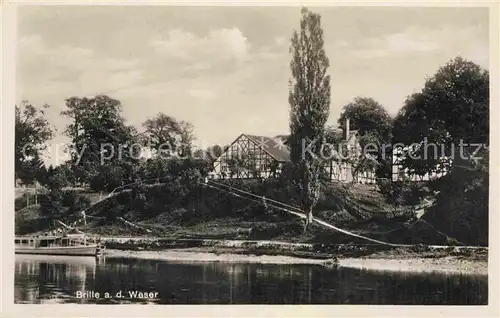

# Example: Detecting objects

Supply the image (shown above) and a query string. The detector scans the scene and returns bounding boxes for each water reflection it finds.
[14,255,487,304]
[15,254,98,304]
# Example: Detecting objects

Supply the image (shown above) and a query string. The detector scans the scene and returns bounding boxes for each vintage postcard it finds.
[1,0,498,317]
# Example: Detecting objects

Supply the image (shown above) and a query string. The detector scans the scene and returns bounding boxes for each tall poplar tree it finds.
[288,8,331,231]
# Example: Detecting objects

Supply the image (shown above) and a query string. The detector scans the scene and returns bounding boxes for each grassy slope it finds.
[15,183,450,245]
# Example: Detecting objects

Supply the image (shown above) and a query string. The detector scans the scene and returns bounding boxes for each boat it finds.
[15,233,105,257]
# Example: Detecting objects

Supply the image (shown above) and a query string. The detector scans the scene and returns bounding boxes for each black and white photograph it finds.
[1,1,497,314]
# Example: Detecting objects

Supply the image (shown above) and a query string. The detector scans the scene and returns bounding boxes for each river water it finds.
[14,254,487,305]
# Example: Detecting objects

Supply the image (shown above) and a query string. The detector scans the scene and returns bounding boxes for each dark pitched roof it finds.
[273,135,289,144]
[244,134,291,162]
[242,132,357,163]
[234,129,368,164]
[272,128,354,143]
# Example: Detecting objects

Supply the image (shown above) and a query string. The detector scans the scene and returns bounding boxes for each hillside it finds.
[14,181,452,246]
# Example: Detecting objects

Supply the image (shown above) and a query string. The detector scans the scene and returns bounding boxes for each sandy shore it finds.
[338,257,487,275]
[105,249,327,265]
[105,248,488,275]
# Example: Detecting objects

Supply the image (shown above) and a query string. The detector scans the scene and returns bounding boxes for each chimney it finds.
[345,118,350,141]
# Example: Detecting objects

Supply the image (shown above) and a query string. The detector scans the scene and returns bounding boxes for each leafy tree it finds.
[392,57,489,246]
[61,190,91,214]
[121,156,212,218]
[15,102,53,185]
[142,113,195,158]
[59,161,77,186]
[324,126,343,144]
[393,57,488,175]
[89,163,127,193]
[139,158,171,182]
[174,158,211,191]
[40,165,70,191]
[204,144,224,162]
[337,97,393,179]
[18,155,46,187]
[288,8,330,231]
[178,121,195,157]
[61,95,139,189]
[338,97,393,143]
[39,190,65,217]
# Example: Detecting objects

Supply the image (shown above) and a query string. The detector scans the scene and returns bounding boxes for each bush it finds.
[61,190,91,213]
[15,193,32,210]
[40,165,70,191]
[38,189,92,218]
[423,156,488,246]
[377,178,424,206]
[39,190,65,217]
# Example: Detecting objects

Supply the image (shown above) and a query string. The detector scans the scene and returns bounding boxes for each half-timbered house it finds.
[209,119,377,184]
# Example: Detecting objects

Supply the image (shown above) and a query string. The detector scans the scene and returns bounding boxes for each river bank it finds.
[101,237,488,275]
[338,256,487,275]
[104,249,487,275]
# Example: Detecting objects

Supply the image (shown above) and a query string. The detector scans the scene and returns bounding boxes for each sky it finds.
[15,5,490,165]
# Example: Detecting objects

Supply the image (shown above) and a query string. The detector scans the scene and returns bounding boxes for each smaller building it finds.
[391,145,451,182]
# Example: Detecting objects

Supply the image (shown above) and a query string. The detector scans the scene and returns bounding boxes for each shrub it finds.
[377,178,424,206]
[39,190,65,217]
[61,190,91,214]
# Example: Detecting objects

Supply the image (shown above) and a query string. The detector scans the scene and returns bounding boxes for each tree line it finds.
[14,8,489,243]
[286,9,488,238]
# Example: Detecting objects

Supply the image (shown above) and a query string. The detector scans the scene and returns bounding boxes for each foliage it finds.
[377,178,425,207]
[192,144,224,164]
[324,127,344,145]
[288,8,330,229]
[15,101,53,185]
[61,95,140,189]
[142,113,195,157]
[61,190,92,213]
[38,189,91,219]
[39,164,72,190]
[14,29,490,247]
[391,57,489,246]
[85,157,212,220]
[393,57,488,175]
[89,163,128,193]
[205,145,224,161]
[38,189,64,217]
[338,97,393,143]
[337,97,393,179]
[139,157,171,181]
[423,149,488,245]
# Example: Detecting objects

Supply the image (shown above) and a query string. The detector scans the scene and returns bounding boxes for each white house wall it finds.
[392,146,450,182]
